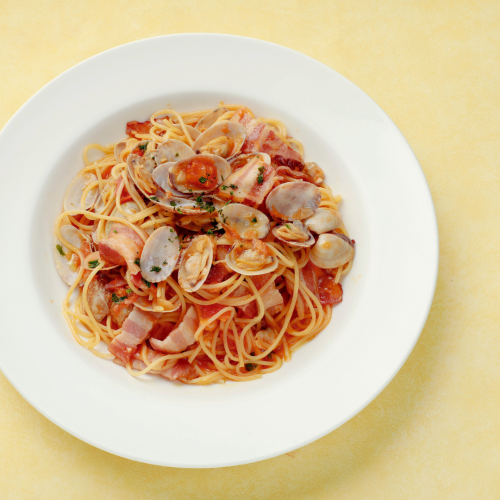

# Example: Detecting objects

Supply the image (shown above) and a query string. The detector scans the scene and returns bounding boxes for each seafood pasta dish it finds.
[54,104,355,384]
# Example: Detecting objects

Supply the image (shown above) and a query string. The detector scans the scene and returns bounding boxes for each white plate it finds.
[0,34,438,468]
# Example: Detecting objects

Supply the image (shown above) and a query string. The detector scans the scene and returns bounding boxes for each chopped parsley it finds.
[230,191,234,195]
[126,289,132,294]
[229,183,238,189]
[162,260,167,265]
[134,258,140,266]
[267,352,273,360]
[175,152,179,157]
[245,363,257,371]
[285,224,291,229]
[170,201,177,206]
[251,217,258,223]
[220,185,227,191]
[138,142,148,151]
[211,219,218,228]
[88,260,100,269]
[198,176,207,184]
[257,173,264,184]
[170,228,173,232]
[56,244,65,256]
[142,278,151,288]
[111,293,127,303]
[151,266,162,273]
[150,196,159,202]
[113,230,117,233]
[206,229,214,235]
[258,165,265,173]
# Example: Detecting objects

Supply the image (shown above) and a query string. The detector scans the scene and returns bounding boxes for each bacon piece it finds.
[273,156,305,171]
[260,286,284,311]
[318,275,343,306]
[215,157,275,205]
[231,109,304,165]
[204,262,231,284]
[199,303,232,322]
[150,306,199,353]
[126,120,151,137]
[161,359,198,381]
[87,277,111,322]
[108,306,158,362]
[110,295,138,327]
[98,223,144,275]
[104,277,128,291]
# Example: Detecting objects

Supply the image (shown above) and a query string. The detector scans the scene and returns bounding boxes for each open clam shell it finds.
[304,208,342,234]
[54,225,87,285]
[192,121,246,159]
[154,139,195,164]
[178,235,214,292]
[140,226,181,283]
[272,220,315,248]
[168,154,231,194]
[63,173,99,212]
[266,181,321,221]
[310,232,354,269]
[219,203,270,240]
[225,241,279,276]
[195,107,230,132]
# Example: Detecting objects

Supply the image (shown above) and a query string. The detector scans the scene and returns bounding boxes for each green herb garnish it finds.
[111,293,127,303]
[88,260,100,269]
[245,363,257,371]
[56,244,65,256]
[251,217,258,223]
[220,185,227,190]
[134,258,140,266]
[150,196,159,202]
[285,224,291,229]
[126,289,132,294]
[199,176,207,184]
[138,142,148,151]
[170,201,177,207]
[151,266,162,273]
[142,278,151,288]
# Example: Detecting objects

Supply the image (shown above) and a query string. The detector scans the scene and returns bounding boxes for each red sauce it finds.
[184,157,218,190]
[318,275,343,306]
[199,303,232,322]
[126,120,151,137]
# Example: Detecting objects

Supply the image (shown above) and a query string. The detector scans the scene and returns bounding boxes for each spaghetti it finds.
[53,104,354,384]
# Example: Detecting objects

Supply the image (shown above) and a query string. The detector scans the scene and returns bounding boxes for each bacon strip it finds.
[150,306,199,353]
[126,120,151,137]
[215,157,275,205]
[108,306,158,362]
[114,353,197,380]
[98,223,144,275]
[231,109,304,166]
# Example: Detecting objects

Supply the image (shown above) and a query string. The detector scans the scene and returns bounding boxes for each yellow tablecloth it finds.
[1,1,498,498]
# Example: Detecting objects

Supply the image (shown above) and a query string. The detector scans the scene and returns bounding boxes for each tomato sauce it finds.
[126,120,151,137]
[184,157,218,190]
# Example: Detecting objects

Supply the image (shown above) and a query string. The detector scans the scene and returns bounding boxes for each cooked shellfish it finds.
[309,232,354,269]
[154,139,195,164]
[63,173,99,212]
[140,226,181,283]
[219,203,270,240]
[225,240,278,276]
[304,208,342,234]
[192,121,246,159]
[195,107,230,133]
[178,235,214,292]
[54,225,88,285]
[168,154,231,194]
[266,181,321,220]
[272,220,314,248]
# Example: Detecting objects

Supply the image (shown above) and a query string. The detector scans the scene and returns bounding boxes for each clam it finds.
[272,220,314,248]
[255,328,278,350]
[140,226,181,283]
[303,162,325,185]
[94,182,115,214]
[229,152,270,171]
[168,154,231,194]
[172,124,200,141]
[154,139,195,164]
[63,173,99,212]
[175,212,220,233]
[54,225,87,285]
[195,107,229,132]
[225,240,278,276]
[266,181,321,221]
[178,235,214,292]
[104,201,140,237]
[219,203,270,240]
[304,208,342,234]
[114,142,126,163]
[192,121,246,159]
[310,232,354,269]
[127,154,157,197]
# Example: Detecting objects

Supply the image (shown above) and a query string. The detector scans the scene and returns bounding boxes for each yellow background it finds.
[1,0,499,498]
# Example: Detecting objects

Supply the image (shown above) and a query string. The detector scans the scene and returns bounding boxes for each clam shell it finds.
[310,232,354,269]
[192,121,246,159]
[225,242,278,276]
[140,226,181,283]
[63,173,99,212]
[178,235,214,292]
[304,208,342,234]
[168,154,231,194]
[154,139,195,164]
[272,220,315,248]
[172,124,200,140]
[266,181,321,221]
[114,142,126,163]
[220,203,270,240]
[54,225,86,285]
[195,107,229,132]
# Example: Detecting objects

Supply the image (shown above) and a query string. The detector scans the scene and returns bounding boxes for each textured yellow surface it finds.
[1,0,499,498]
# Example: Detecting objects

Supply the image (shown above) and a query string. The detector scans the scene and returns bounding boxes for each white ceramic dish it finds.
[0,34,438,468]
